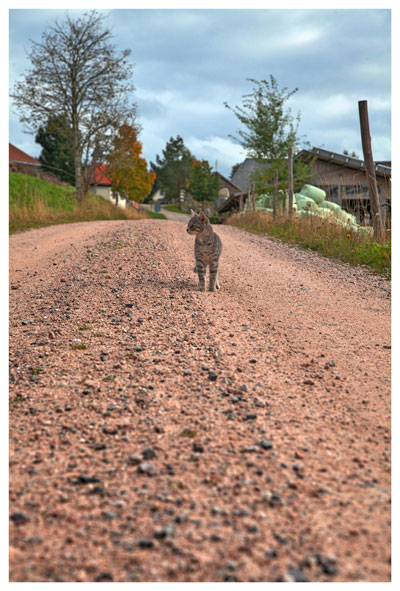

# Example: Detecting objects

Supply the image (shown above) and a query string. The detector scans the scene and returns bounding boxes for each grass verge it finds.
[9,173,154,234]
[227,211,391,278]
[145,210,167,219]
[163,204,187,214]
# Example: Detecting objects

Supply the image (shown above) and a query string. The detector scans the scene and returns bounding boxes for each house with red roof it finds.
[9,143,40,171]
[89,163,128,209]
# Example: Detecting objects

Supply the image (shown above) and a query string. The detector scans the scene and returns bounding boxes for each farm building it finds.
[213,171,242,210]
[219,147,391,225]
[295,148,391,225]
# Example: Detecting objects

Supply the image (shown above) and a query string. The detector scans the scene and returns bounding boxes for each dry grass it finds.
[227,211,391,278]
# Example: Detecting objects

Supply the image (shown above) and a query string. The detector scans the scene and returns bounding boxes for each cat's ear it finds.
[190,209,197,216]
[199,211,209,223]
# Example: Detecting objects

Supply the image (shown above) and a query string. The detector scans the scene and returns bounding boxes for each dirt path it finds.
[9,219,391,582]
[140,203,190,222]
[160,207,190,222]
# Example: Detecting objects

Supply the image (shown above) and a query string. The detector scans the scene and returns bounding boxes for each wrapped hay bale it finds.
[295,193,320,213]
[295,193,313,209]
[256,194,273,209]
[334,209,357,226]
[316,207,337,221]
[300,184,326,204]
[320,200,342,213]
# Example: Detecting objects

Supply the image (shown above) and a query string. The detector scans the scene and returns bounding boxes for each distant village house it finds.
[89,164,138,210]
[9,143,40,174]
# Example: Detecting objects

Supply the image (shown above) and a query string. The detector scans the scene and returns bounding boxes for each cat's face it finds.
[186,210,208,235]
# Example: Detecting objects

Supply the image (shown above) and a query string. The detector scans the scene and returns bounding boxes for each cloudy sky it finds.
[9,5,391,178]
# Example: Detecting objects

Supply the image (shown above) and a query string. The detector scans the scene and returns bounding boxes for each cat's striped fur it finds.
[186,210,222,292]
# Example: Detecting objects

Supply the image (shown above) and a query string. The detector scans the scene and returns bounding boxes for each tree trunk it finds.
[273,169,279,221]
[72,111,84,202]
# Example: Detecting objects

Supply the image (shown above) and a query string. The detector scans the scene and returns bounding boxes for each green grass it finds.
[227,211,391,278]
[145,210,167,219]
[164,204,187,214]
[9,173,151,234]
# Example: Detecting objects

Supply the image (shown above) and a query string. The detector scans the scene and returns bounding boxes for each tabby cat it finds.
[186,210,222,292]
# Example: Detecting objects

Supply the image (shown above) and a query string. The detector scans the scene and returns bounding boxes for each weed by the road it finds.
[180,428,197,438]
[71,343,87,350]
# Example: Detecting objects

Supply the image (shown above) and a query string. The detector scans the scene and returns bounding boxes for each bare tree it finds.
[10,10,138,201]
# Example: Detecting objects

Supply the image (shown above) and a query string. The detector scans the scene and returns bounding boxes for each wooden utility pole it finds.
[252,182,256,211]
[288,146,294,220]
[273,169,279,221]
[358,100,384,240]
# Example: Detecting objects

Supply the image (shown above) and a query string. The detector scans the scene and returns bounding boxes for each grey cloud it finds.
[9,8,391,178]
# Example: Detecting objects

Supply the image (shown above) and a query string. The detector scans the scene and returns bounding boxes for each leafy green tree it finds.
[224,75,311,194]
[150,135,194,202]
[35,115,75,183]
[187,160,221,208]
[224,75,300,159]
[10,10,137,201]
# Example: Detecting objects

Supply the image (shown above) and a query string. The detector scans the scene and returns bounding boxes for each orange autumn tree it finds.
[107,124,155,203]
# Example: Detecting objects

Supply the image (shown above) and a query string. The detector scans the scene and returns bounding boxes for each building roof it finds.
[295,147,391,178]
[231,158,271,191]
[213,170,242,194]
[230,148,391,195]
[91,163,112,186]
[9,143,40,166]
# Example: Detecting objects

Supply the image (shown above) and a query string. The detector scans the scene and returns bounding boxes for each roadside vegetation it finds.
[164,203,187,214]
[227,211,391,278]
[9,173,154,234]
[145,210,167,219]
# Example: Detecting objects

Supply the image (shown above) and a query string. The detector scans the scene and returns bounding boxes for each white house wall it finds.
[90,186,127,209]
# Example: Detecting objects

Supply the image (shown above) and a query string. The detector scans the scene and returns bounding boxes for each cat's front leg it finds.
[197,261,206,291]
[209,262,219,292]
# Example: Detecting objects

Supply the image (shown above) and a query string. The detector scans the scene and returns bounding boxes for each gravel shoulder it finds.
[9,219,391,582]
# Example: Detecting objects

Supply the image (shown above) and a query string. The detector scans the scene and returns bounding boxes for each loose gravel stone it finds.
[285,569,309,582]
[10,512,29,524]
[141,448,157,460]
[137,538,154,549]
[260,439,273,450]
[137,462,157,476]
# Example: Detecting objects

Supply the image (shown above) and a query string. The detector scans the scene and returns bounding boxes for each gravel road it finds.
[9,219,391,582]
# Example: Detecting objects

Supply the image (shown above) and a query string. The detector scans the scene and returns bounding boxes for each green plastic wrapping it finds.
[300,184,326,204]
